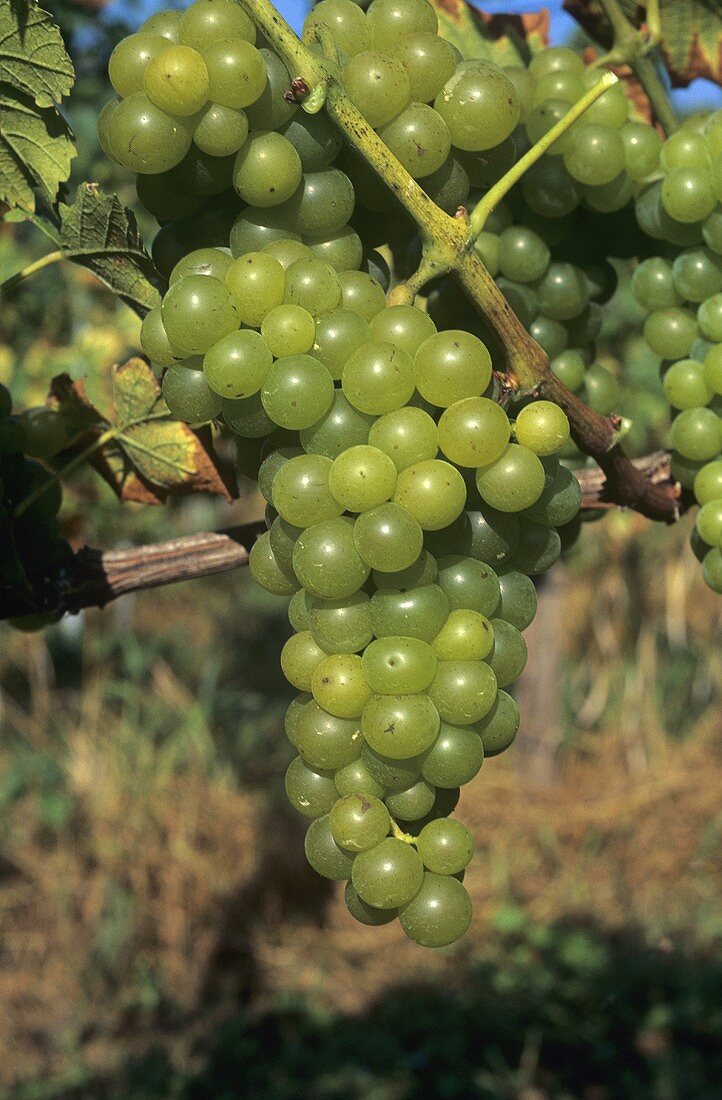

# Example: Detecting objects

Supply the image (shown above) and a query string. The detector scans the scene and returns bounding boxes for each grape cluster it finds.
[0,386,70,629]
[102,0,582,947]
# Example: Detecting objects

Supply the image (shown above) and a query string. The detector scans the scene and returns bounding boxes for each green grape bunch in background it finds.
[1,0,722,949]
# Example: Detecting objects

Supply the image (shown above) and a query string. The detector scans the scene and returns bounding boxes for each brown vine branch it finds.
[0,455,680,622]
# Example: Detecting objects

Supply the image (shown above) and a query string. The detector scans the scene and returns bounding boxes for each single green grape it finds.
[304,815,356,880]
[261,304,316,357]
[338,271,387,320]
[369,582,449,642]
[486,618,527,688]
[272,453,343,527]
[367,0,438,53]
[702,547,722,591]
[342,51,412,128]
[663,359,712,410]
[222,392,275,438]
[225,252,285,326]
[514,400,570,455]
[248,531,298,595]
[361,692,440,757]
[694,459,722,504]
[144,44,210,116]
[643,308,699,359]
[632,257,681,312]
[436,555,500,617]
[495,571,536,631]
[285,756,338,819]
[140,10,181,41]
[278,111,344,170]
[396,31,456,104]
[342,342,415,415]
[300,391,374,459]
[368,406,439,471]
[421,721,484,787]
[329,445,398,512]
[399,872,472,947]
[662,167,716,224]
[330,793,390,851]
[385,779,437,821]
[378,103,451,179]
[465,507,520,568]
[437,397,510,468]
[261,240,312,274]
[536,262,589,322]
[140,305,182,367]
[280,630,330,691]
[17,407,68,460]
[162,364,222,422]
[476,444,546,512]
[563,125,625,187]
[414,330,492,407]
[428,659,497,724]
[528,46,583,80]
[161,274,240,355]
[417,818,473,875]
[294,701,362,769]
[352,837,424,909]
[169,247,233,286]
[261,354,334,430]
[285,258,342,317]
[203,329,272,399]
[621,121,662,180]
[108,32,168,98]
[107,93,192,173]
[370,305,437,356]
[233,131,302,207]
[474,689,519,756]
[698,295,722,342]
[304,0,371,60]
[193,102,249,157]
[498,226,550,283]
[704,345,722,394]
[432,608,494,661]
[293,516,371,598]
[179,0,256,48]
[306,591,373,654]
[269,515,302,575]
[278,169,356,237]
[670,407,721,462]
[246,48,297,130]
[434,60,520,152]
[362,637,438,694]
[696,499,722,546]
[361,744,425,791]
[353,502,424,572]
[307,226,364,273]
[311,652,373,717]
[312,309,372,380]
[202,38,266,109]
[335,757,387,799]
[393,459,467,531]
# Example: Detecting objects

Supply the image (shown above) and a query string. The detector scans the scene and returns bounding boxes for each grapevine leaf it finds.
[0,0,75,108]
[48,363,237,504]
[564,0,722,87]
[0,90,75,212]
[431,0,549,64]
[59,184,163,317]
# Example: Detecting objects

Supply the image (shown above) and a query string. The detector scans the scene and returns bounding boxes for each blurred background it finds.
[0,1,721,1097]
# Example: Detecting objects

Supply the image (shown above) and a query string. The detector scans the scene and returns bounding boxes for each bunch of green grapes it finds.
[632,247,722,591]
[0,385,71,630]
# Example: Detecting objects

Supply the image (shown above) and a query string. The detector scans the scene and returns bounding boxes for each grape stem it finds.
[389,817,418,845]
[467,71,619,239]
[586,0,678,136]
[0,452,679,620]
[0,250,64,295]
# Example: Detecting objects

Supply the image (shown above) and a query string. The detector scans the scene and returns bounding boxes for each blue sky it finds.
[100,0,720,113]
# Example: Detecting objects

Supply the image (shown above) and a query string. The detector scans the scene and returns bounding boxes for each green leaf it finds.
[0,0,75,214]
[0,89,75,212]
[0,0,75,108]
[430,0,549,64]
[49,363,237,505]
[59,184,162,317]
[564,0,722,87]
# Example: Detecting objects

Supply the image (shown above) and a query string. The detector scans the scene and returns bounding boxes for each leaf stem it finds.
[14,428,117,518]
[468,72,619,239]
[595,0,677,134]
[0,250,64,295]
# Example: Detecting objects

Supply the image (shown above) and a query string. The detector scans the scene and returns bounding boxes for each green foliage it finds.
[0,0,76,212]
[431,0,549,65]
[59,185,162,318]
